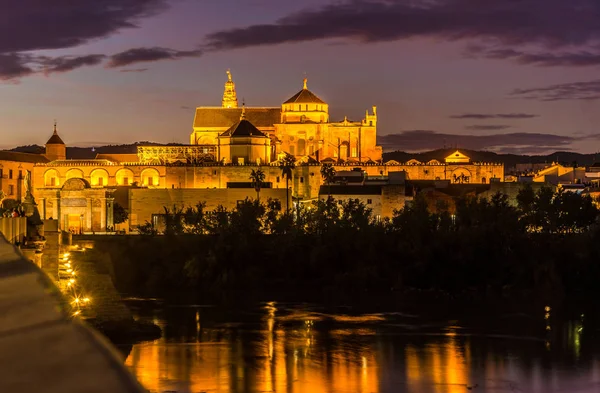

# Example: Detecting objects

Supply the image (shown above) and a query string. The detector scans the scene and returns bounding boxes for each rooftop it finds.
[193,107,280,128]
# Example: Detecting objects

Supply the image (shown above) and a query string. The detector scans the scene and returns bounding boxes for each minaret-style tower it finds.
[45,121,66,161]
[222,69,238,108]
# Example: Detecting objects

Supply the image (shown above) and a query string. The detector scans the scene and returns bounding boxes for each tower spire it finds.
[222,69,238,108]
[53,120,58,135]
[240,99,246,120]
[303,77,307,90]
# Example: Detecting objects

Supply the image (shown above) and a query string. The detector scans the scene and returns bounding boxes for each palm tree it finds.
[320,163,336,199]
[279,153,296,211]
[250,169,266,201]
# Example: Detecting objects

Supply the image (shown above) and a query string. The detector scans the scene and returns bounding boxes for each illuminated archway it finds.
[141,168,160,187]
[44,169,60,187]
[115,168,135,186]
[90,168,109,187]
[65,168,84,180]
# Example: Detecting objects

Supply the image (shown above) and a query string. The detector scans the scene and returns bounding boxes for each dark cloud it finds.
[466,45,600,67]
[379,130,593,153]
[450,113,539,119]
[119,68,148,73]
[40,54,106,75]
[0,54,35,81]
[465,125,513,131]
[0,0,168,54]
[510,80,600,101]
[0,0,169,80]
[204,0,600,67]
[0,53,106,81]
[106,47,203,68]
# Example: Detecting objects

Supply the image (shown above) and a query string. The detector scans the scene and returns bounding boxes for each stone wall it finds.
[129,187,289,226]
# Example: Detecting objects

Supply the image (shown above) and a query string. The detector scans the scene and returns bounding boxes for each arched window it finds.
[141,168,160,187]
[65,168,84,180]
[44,169,60,187]
[297,139,306,156]
[482,177,486,184]
[116,168,135,185]
[90,168,109,187]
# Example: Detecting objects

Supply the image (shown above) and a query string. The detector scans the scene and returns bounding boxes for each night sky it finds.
[1,0,600,154]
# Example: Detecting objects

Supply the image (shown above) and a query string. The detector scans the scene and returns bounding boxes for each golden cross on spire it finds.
[303,72,307,89]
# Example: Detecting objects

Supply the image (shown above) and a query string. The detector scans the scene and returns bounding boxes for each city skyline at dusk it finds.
[2,0,600,154]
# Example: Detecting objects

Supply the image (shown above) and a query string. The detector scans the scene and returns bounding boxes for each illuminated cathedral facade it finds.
[0,71,504,233]
[189,71,382,165]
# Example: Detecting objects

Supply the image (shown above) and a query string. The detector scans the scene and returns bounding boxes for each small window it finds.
[123,177,129,185]
[9,170,12,179]
[482,177,486,184]
[276,176,280,183]
[0,169,2,178]
[50,177,56,187]
[213,170,217,175]
[300,177,304,183]
[367,199,372,204]
[369,121,373,126]
[98,177,104,186]
[147,177,154,186]
[18,170,22,179]
[298,105,301,111]
[306,105,308,111]
[8,185,14,195]
[424,170,429,175]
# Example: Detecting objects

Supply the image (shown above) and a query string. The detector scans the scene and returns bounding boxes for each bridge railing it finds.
[0,233,146,393]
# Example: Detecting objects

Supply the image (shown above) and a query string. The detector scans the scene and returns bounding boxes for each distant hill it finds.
[383,149,599,169]
[11,142,166,159]
[9,144,599,169]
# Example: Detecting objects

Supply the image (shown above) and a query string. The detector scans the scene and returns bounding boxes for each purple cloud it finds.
[379,130,592,153]
[119,68,149,73]
[40,54,106,75]
[466,45,600,67]
[106,47,203,68]
[0,0,169,80]
[0,54,35,81]
[0,0,168,54]
[204,0,600,67]
[450,113,539,119]
[510,79,600,101]
[465,125,513,131]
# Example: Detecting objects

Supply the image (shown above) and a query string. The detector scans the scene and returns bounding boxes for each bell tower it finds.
[222,69,238,108]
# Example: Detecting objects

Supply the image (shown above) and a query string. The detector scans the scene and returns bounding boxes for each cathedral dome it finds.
[283,78,326,104]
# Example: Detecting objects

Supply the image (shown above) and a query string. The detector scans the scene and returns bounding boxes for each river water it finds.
[120,301,600,393]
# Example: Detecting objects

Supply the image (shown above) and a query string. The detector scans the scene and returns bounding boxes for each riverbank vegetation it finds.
[95,186,600,302]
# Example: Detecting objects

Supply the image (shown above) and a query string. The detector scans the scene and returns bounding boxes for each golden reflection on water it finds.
[124,304,600,393]
[125,303,382,393]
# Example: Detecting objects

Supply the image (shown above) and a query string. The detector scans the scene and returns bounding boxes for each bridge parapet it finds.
[0,233,145,393]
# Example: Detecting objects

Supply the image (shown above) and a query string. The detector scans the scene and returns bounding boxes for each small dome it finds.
[46,123,65,145]
[283,78,326,104]
[220,119,267,138]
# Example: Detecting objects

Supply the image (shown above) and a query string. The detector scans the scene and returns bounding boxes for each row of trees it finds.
[108,185,600,301]
[139,185,599,236]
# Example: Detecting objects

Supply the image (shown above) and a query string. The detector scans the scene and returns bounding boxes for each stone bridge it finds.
[0,232,145,392]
